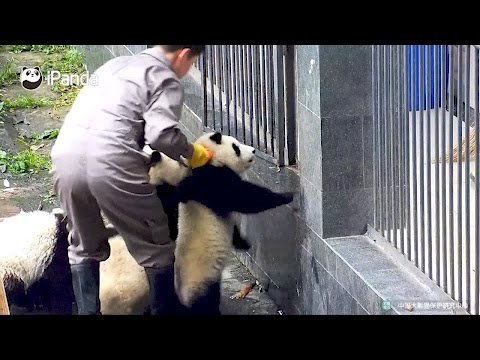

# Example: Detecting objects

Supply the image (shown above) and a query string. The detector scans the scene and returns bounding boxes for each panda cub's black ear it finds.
[150,151,162,165]
[210,132,222,144]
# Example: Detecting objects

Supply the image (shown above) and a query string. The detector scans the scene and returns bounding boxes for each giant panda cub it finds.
[147,131,294,315]
[0,208,74,314]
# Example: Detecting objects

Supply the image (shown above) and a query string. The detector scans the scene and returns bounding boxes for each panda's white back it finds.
[0,211,58,288]
[174,201,233,308]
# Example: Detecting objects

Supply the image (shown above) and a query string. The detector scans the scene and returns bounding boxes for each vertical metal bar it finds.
[268,45,276,158]
[223,45,230,134]
[464,45,471,313]
[448,45,455,297]
[248,45,254,147]
[434,45,441,286]
[404,45,411,259]
[384,46,391,242]
[261,46,268,153]
[475,46,480,315]
[398,45,405,254]
[232,45,239,139]
[381,46,388,239]
[377,46,384,235]
[236,45,241,139]
[226,45,232,133]
[252,46,258,146]
[442,45,448,292]
[284,45,296,166]
[412,45,419,267]
[202,50,208,128]
[373,46,378,230]
[240,45,246,144]
[214,45,219,130]
[209,46,216,129]
[390,45,397,248]
[457,45,464,306]
[254,45,262,149]
[216,46,224,131]
[419,45,426,273]
[275,45,286,167]
[230,45,239,139]
[426,45,433,279]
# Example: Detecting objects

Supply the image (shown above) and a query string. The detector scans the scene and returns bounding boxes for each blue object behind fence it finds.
[407,45,450,111]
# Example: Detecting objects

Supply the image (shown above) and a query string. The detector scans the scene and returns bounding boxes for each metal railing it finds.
[372,45,480,314]
[193,45,295,166]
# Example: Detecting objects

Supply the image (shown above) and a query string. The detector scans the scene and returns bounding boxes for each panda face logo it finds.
[20,66,42,90]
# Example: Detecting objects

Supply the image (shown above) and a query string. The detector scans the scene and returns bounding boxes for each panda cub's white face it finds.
[195,132,256,174]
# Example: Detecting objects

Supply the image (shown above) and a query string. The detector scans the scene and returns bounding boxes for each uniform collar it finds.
[140,47,172,69]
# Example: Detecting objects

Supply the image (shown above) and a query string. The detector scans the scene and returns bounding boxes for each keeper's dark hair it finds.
[158,45,206,56]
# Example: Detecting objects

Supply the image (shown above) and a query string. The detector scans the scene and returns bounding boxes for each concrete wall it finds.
[78,45,465,315]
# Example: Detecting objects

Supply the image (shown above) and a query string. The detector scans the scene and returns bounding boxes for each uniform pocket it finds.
[144,219,172,246]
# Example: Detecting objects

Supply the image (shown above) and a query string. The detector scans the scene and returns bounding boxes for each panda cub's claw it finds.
[105,224,119,238]
[51,208,66,222]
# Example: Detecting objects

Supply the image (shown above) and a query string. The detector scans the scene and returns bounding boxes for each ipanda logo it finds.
[46,70,99,87]
[20,66,42,90]
[19,66,98,90]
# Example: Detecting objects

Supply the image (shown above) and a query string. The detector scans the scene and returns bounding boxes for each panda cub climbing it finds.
[147,131,294,314]
[147,148,251,251]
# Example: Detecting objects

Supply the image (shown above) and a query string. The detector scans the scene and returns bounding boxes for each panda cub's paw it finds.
[281,192,295,204]
[232,225,251,251]
[283,191,301,211]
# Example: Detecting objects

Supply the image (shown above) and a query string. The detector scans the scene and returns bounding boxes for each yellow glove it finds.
[189,143,214,169]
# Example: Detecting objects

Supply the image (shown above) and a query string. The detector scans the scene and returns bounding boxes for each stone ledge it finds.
[323,227,469,315]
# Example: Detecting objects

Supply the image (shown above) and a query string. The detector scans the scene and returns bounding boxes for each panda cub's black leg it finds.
[188,282,222,315]
[156,183,180,241]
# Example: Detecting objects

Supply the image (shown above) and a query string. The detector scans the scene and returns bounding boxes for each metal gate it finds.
[372,45,480,314]
[193,45,296,166]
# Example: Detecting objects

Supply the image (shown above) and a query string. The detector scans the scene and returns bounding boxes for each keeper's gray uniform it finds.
[51,48,193,269]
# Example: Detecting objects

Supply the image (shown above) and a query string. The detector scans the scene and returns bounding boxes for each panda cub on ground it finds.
[147,131,294,315]
[99,231,151,315]
[0,208,74,314]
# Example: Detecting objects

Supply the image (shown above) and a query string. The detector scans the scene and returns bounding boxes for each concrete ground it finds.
[221,255,281,315]
[7,255,280,316]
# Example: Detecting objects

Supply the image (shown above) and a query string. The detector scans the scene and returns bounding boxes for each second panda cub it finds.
[147,131,294,314]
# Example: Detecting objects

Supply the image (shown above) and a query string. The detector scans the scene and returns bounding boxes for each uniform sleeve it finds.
[143,79,194,161]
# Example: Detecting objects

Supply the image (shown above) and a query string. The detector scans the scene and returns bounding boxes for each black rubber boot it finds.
[144,265,188,315]
[70,261,101,315]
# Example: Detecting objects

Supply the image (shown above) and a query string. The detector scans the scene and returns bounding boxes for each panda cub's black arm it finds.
[176,165,294,217]
[232,224,251,250]
[228,179,294,214]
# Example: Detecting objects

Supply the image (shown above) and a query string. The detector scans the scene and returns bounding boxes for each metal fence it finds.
[192,45,295,166]
[372,45,480,314]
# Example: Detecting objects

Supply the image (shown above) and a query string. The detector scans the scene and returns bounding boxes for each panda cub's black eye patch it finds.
[26,70,31,75]
[232,143,241,157]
